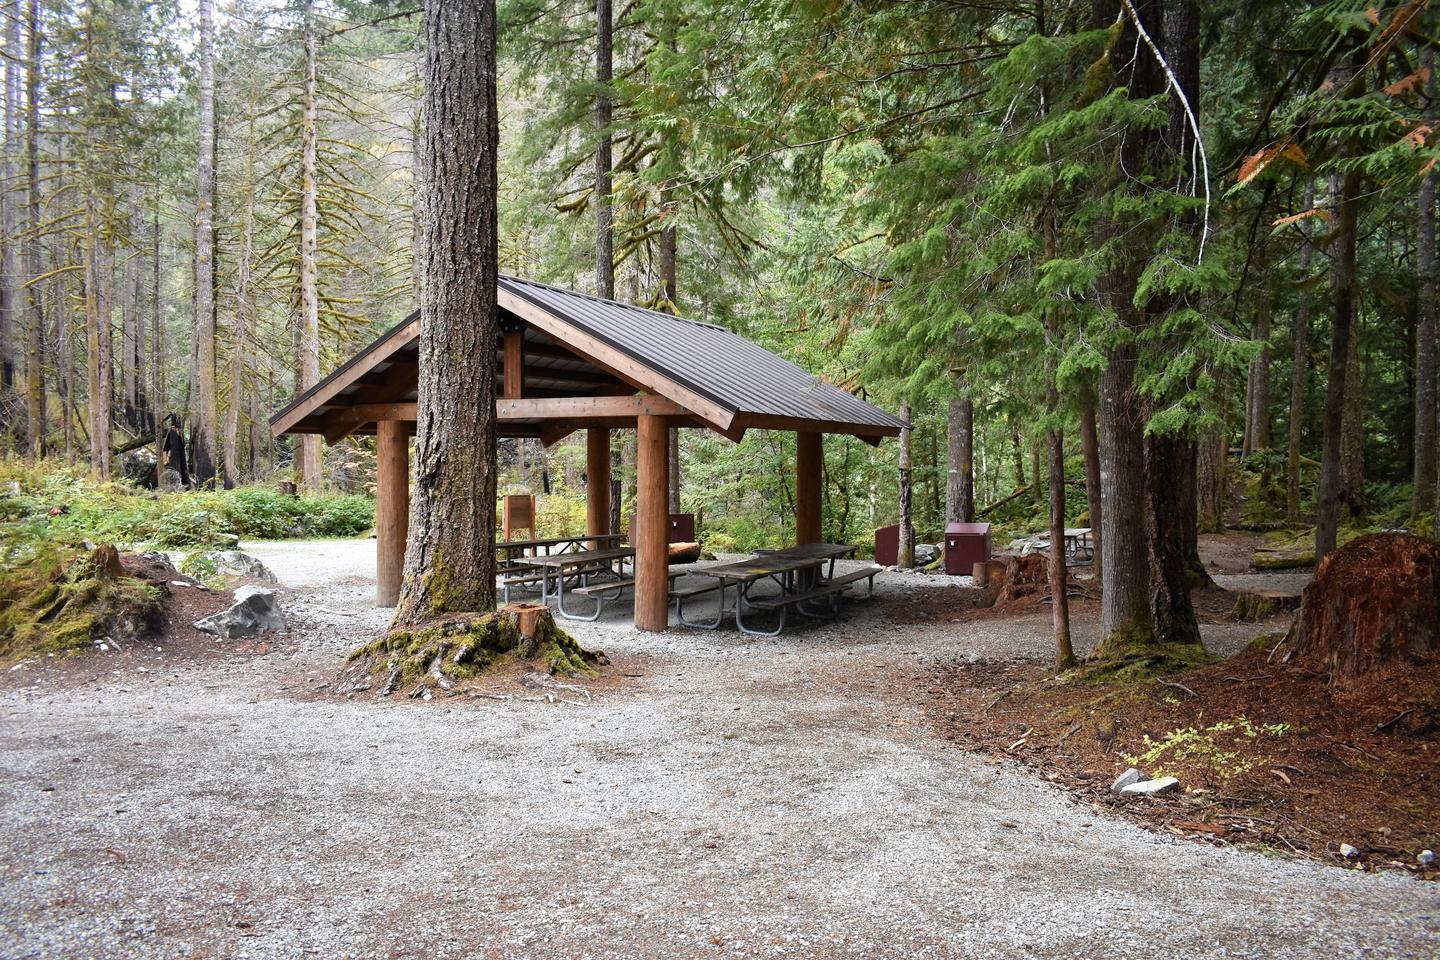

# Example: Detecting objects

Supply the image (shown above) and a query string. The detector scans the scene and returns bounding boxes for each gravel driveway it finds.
[0,539,1434,959]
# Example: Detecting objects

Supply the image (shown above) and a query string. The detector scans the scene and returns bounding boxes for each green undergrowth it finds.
[0,532,163,662]
[340,608,599,697]
[0,460,373,548]
[1124,715,1293,786]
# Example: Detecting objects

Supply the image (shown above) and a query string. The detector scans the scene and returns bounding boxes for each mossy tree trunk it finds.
[393,0,500,625]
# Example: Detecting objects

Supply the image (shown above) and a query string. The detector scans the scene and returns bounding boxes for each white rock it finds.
[1110,768,1146,794]
[1339,843,1358,859]
[193,586,286,640]
[1119,776,1180,798]
[1417,849,1434,867]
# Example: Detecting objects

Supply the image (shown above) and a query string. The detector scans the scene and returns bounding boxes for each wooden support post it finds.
[796,430,823,544]
[375,419,409,607]
[503,330,523,399]
[634,414,669,631]
[586,426,611,548]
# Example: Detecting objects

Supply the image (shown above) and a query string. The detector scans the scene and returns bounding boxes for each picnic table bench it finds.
[678,543,881,636]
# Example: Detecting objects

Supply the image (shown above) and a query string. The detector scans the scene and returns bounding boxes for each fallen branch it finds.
[1157,678,1198,699]
[1374,707,1415,733]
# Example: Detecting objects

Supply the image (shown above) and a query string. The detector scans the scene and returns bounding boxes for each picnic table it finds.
[677,543,881,636]
[497,533,624,602]
[1029,527,1094,564]
[516,547,635,621]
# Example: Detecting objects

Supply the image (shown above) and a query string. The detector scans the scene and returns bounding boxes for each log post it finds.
[586,427,611,549]
[634,414,669,630]
[375,419,410,607]
[796,431,823,544]
[503,330,523,399]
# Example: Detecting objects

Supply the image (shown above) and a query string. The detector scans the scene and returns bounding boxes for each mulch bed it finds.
[925,641,1439,877]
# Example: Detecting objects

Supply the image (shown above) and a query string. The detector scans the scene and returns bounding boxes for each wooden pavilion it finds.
[270,274,905,631]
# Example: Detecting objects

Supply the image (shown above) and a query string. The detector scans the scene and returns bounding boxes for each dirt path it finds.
[0,540,1434,959]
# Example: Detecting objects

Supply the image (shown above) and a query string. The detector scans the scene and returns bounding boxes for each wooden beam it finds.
[634,414,669,631]
[324,363,419,443]
[499,288,738,432]
[271,313,419,436]
[496,395,685,420]
[503,331,524,398]
[586,427,611,549]
[375,420,409,607]
[796,431,823,544]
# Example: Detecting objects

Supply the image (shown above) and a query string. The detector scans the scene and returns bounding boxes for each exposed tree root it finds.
[334,604,605,698]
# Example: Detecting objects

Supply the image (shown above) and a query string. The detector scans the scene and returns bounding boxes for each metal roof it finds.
[271,274,904,441]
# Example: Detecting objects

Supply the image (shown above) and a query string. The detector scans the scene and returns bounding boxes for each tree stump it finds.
[984,554,1049,606]
[1284,533,1439,678]
[334,603,604,698]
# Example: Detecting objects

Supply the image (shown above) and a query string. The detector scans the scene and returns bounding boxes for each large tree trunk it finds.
[897,400,913,567]
[1196,426,1226,532]
[1287,181,1315,524]
[296,0,322,492]
[190,0,217,487]
[1417,46,1437,520]
[1078,382,1102,576]
[1317,167,1362,565]
[1093,0,1165,656]
[659,193,681,513]
[945,388,974,523]
[1147,432,1202,646]
[1043,205,1075,670]
[22,0,42,457]
[394,0,500,625]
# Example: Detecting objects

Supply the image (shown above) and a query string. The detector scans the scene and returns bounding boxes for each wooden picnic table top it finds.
[515,546,634,568]
[497,533,622,552]
[694,543,855,582]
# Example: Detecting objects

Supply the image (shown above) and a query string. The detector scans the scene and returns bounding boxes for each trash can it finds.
[668,513,695,544]
[945,522,991,576]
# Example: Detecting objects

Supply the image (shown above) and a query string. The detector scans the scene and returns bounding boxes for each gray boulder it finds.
[194,585,286,640]
[1110,767,1146,795]
[191,550,277,583]
[913,543,940,566]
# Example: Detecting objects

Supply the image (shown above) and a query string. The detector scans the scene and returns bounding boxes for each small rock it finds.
[193,586,286,640]
[1119,776,1180,798]
[1339,843,1359,859]
[1110,767,1146,794]
[1418,849,1434,867]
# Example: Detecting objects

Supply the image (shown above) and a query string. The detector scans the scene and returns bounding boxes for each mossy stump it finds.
[0,544,165,662]
[336,603,603,698]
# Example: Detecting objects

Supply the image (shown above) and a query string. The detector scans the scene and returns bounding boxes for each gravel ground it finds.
[0,539,1435,959]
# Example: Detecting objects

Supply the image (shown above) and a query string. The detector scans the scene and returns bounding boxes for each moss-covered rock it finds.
[335,604,603,698]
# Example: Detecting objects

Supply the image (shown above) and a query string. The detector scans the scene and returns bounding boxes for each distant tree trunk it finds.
[1078,382,1102,576]
[22,0,42,457]
[1196,427,1226,533]
[945,390,974,522]
[393,0,499,626]
[150,174,164,478]
[0,0,16,394]
[594,0,613,300]
[897,400,913,567]
[84,201,109,478]
[1043,206,1075,670]
[224,102,259,489]
[1287,181,1315,524]
[1416,46,1437,519]
[1244,298,1272,455]
[1009,420,1025,491]
[1317,167,1361,565]
[1340,304,1365,520]
[190,0,217,488]
[659,192,681,512]
[1147,432,1202,646]
[297,0,322,492]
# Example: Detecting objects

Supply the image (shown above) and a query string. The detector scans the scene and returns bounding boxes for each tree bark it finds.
[1340,302,1365,520]
[1317,167,1361,565]
[945,390,975,523]
[1245,298,1272,454]
[1147,431,1202,646]
[1287,181,1315,524]
[1043,205,1075,670]
[22,0,42,457]
[659,195,681,512]
[897,401,913,567]
[1195,426,1226,532]
[1416,45,1437,519]
[189,0,217,487]
[224,94,259,489]
[297,0,322,492]
[394,0,500,625]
